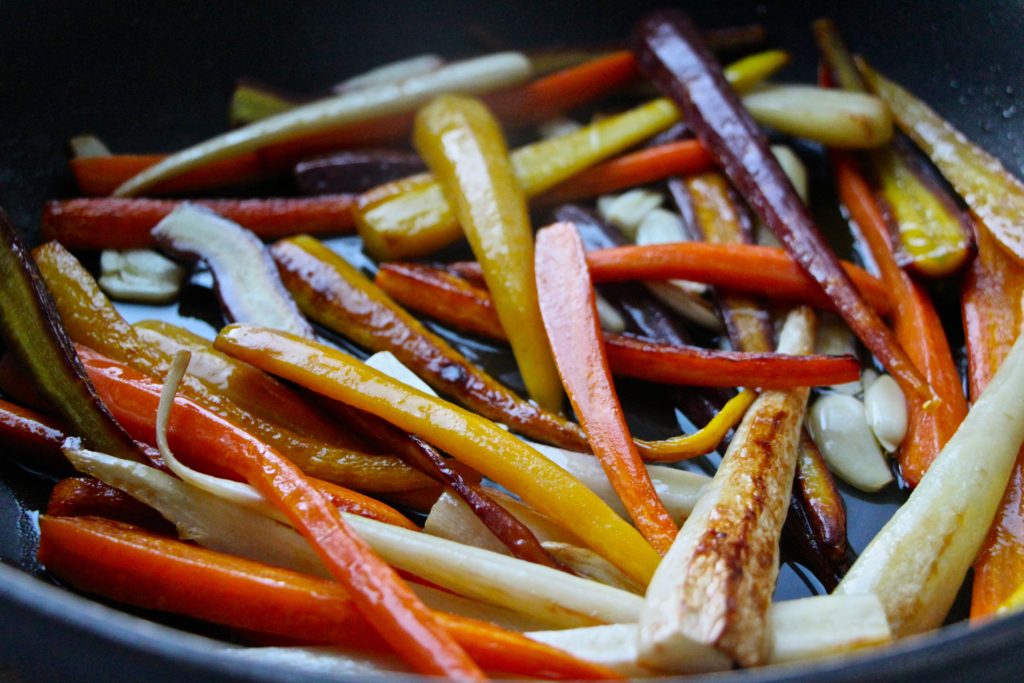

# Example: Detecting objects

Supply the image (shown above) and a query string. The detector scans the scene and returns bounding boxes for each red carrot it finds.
[42,196,356,250]
[536,222,678,554]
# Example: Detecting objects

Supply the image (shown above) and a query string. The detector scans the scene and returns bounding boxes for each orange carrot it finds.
[42,196,356,250]
[376,261,860,389]
[538,139,714,204]
[967,227,1024,619]
[38,516,618,680]
[585,242,891,315]
[74,346,481,679]
[47,477,177,535]
[535,222,678,553]
[75,344,417,530]
[832,153,967,487]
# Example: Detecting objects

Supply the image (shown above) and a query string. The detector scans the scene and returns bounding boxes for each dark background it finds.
[1,1,1023,681]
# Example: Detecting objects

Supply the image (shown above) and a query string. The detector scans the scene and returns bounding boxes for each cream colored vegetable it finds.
[837,329,1024,636]
[332,53,444,93]
[594,293,627,333]
[528,594,890,676]
[597,189,664,239]
[863,374,908,452]
[808,394,894,492]
[771,145,808,202]
[638,308,815,669]
[98,249,185,304]
[742,84,893,148]
[114,52,531,196]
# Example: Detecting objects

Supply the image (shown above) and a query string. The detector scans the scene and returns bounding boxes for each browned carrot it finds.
[537,139,714,205]
[536,222,678,554]
[47,477,177,535]
[42,196,356,250]
[832,153,967,487]
[70,153,266,196]
[38,516,620,680]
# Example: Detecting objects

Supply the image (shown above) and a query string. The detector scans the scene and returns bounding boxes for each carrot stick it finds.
[585,243,891,315]
[38,516,618,680]
[537,140,714,205]
[603,334,859,389]
[76,345,418,531]
[42,196,356,250]
[832,153,967,486]
[536,222,678,554]
[967,227,1024,619]
[0,397,67,469]
[70,153,267,197]
[47,477,177,534]
[376,261,859,388]
[75,347,481,679]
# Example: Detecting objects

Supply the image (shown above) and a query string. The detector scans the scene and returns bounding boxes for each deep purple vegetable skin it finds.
[630,10,932,403]
[294,149,426,195]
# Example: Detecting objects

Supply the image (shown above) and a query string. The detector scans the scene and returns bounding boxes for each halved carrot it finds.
[535,222,678,554]
[47,477,177,535]
[38,515,619,680]
[73,346,480,679]
[42,196,356,250]
[832,153,967,487]
[70,153,265,196]
[537,140,714,205]
[585,243,891,315]
[967,227,1024,619]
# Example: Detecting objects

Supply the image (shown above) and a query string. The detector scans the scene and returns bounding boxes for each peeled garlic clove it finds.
[864,374,908,452]
[597,189,663,239]
[816,314,861,394]
[808,394,894,492]
[861,368,879,395]
[635,208,688,245]
[99,249,186,304]
[594,293,626,333]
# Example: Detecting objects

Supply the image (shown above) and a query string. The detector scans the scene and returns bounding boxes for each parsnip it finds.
[638,307,815,669]
[836,329,1024,636]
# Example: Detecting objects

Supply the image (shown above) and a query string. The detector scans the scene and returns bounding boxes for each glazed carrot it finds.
[967,227,1024,619]
[585,243,891,315]
[47,477,176,534]
[214,324,662,586]
[833,153,967,486]
[538,140,714,205]
[42,196,356,250]
[75,350,481,679]
[38,516,619,680]
[76,345,419,531]
[0,398,67,469]
[70,153,267,197]
[604,334,858,389]
[536,222,678,554]
[632,10,930,403]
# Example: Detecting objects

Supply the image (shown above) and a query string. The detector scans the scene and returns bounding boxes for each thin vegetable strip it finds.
[536,222,678,553]
[832,153,967,486]
[413,94,563,411]
[631,10,930,403]
[38,516,618,680]
[214,324,662,586]
[42,195,357,250]
[584,243,891,315]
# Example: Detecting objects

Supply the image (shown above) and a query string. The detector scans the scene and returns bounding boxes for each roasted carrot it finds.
[832,153,967,486]
[603,334,858,389]
[75,349,482,679]
[536,222,678,554]
[272,236,589,451]
[76,345,419,531]
[0,398,67,470]
[632,10,930,403]
[38,516,619,680]
[47,477,177,535]
[967,227,1024,619]
[585,243,891,315]
[70,153,266,196]
[42,196,356,250]
[538,140,714,205]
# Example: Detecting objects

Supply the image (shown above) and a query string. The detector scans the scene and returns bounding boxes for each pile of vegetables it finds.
[4,7,1024,679]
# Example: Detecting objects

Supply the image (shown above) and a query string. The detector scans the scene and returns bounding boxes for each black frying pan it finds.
[1,0,1023,680]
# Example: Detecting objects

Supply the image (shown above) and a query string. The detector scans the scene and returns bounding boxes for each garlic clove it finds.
[597,189,663,239]
[808,394,894,492]
[864,374,908,452]
[99,249,186,304]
